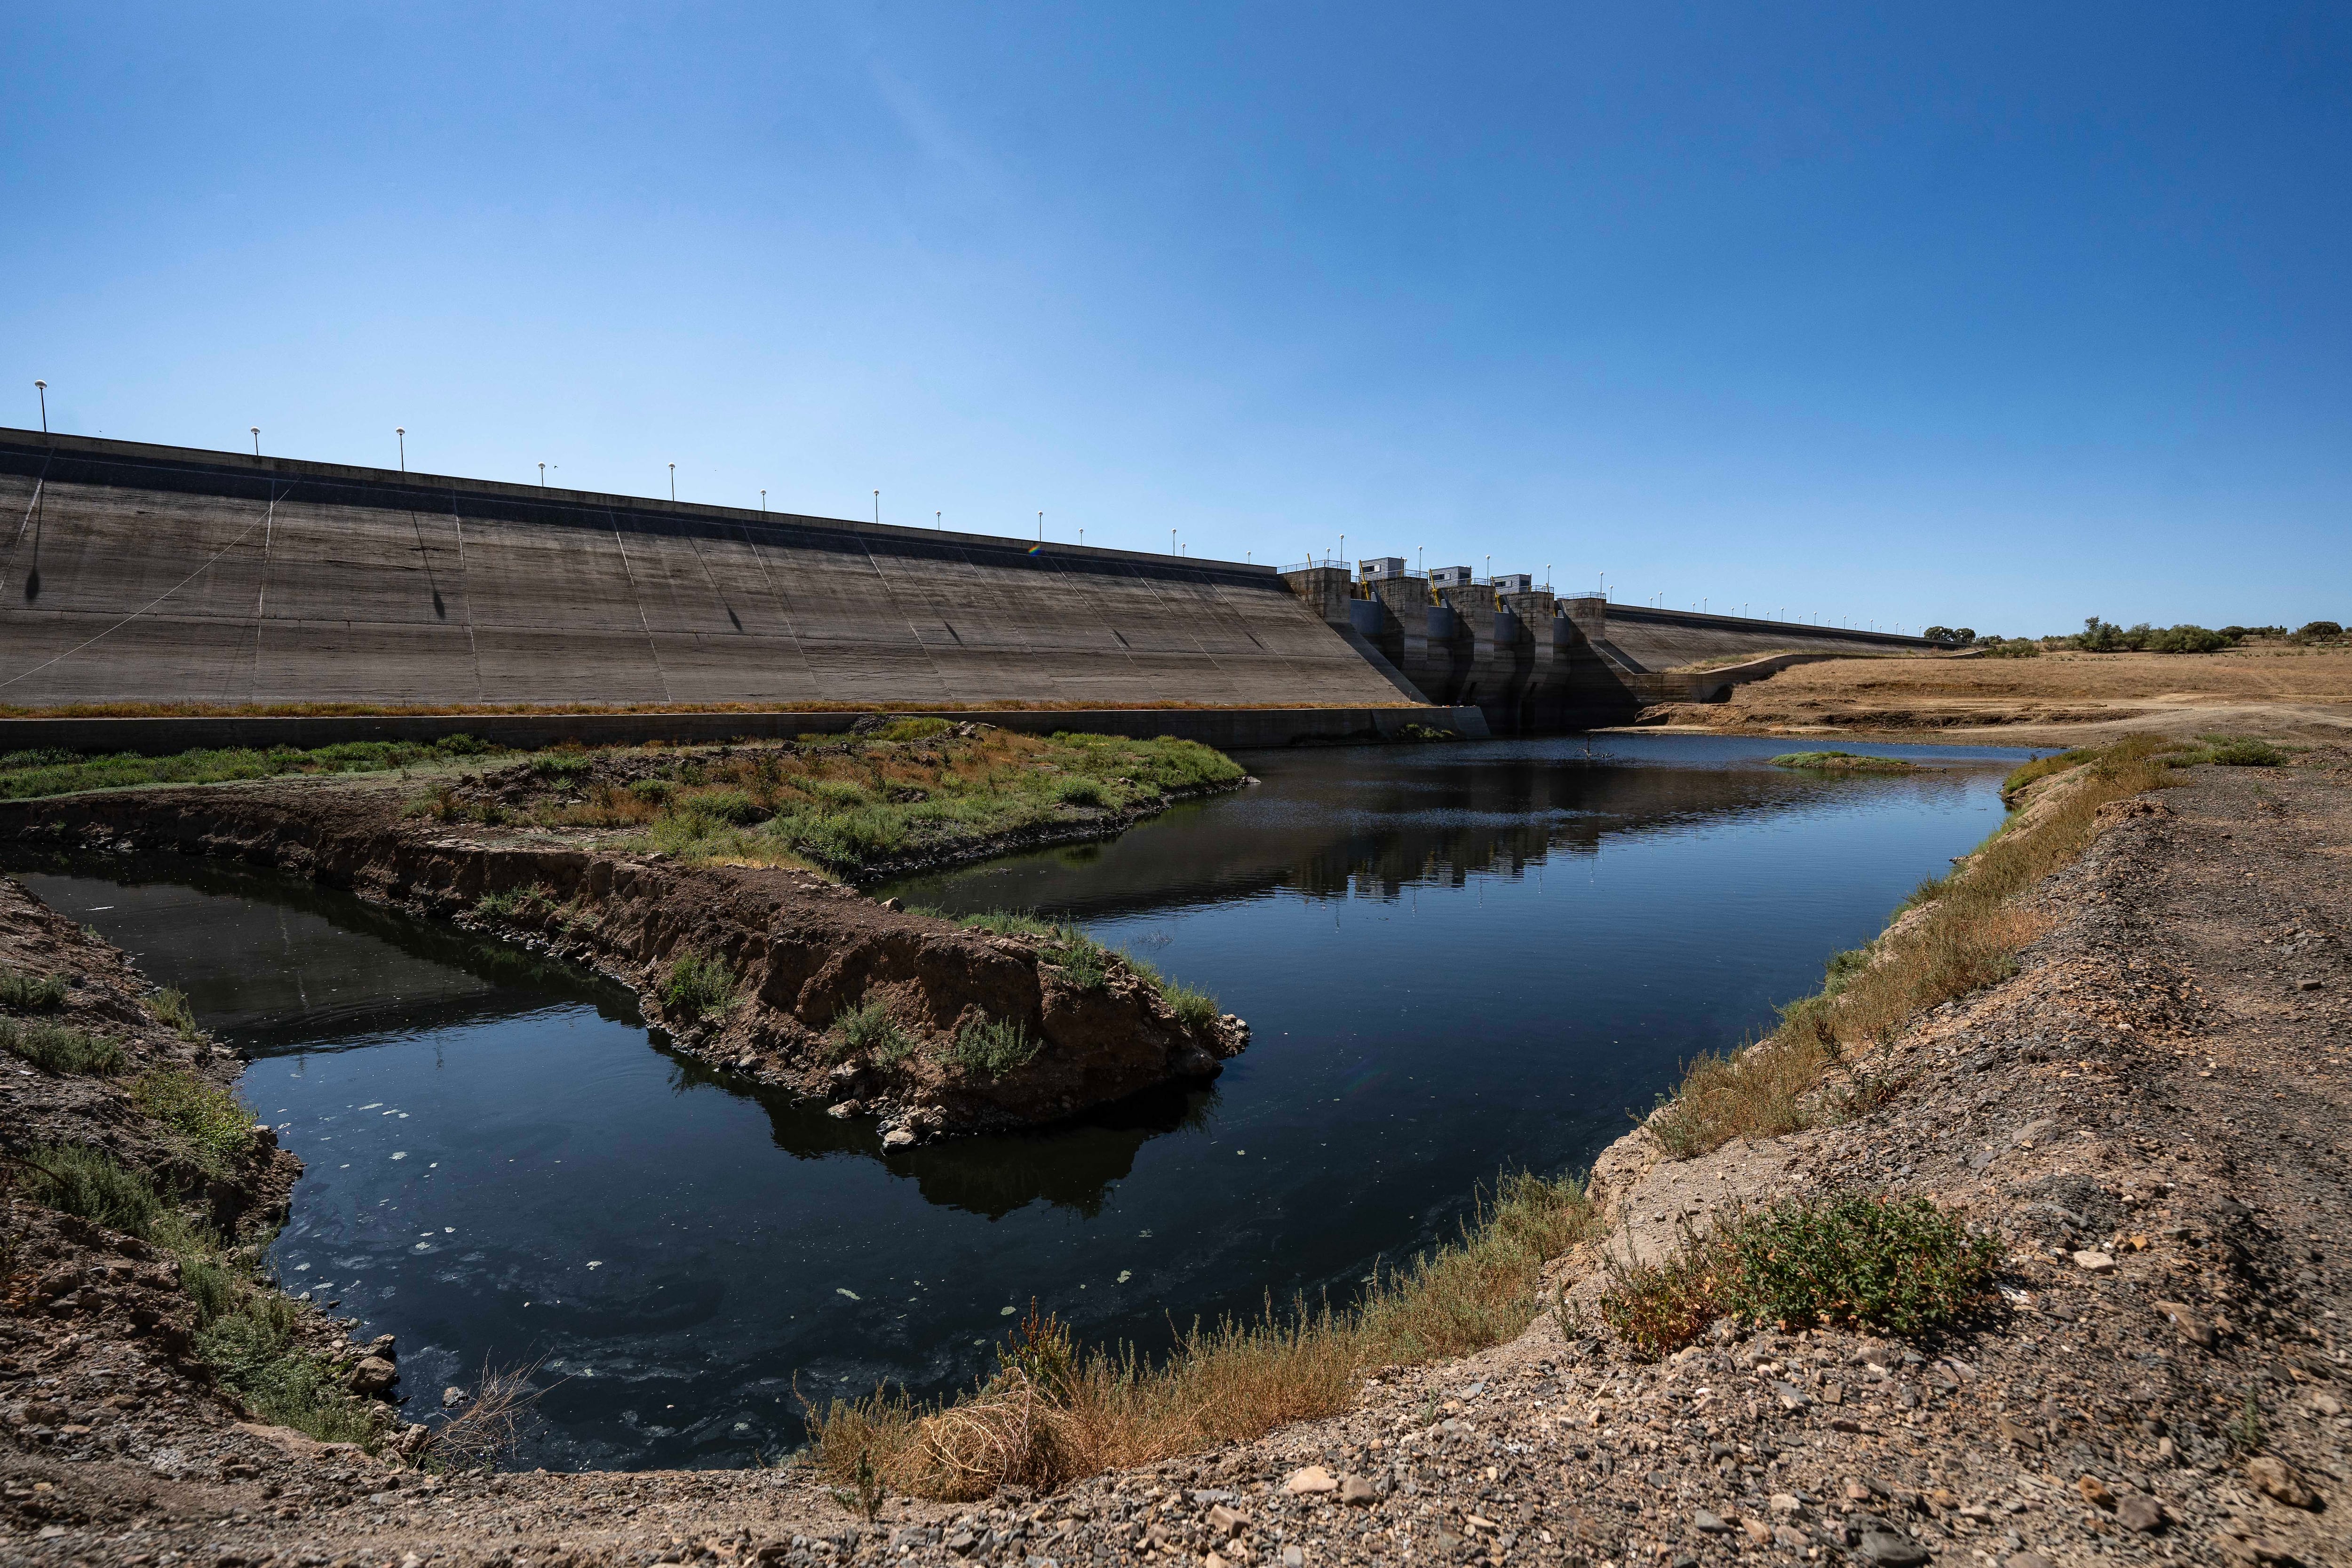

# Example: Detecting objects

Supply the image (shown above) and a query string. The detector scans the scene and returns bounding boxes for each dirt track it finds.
[7,750,2351,1567]
[1636,646,2352,746]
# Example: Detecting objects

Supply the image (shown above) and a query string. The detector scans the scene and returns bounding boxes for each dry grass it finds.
[811,1170,1595,1500]
[0,698,1423,720]
[1648,735,2183,1159]
[430,1359,552,1471]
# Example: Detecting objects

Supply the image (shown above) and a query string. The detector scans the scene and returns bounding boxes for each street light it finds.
[935,509,941,531]
[539,463,546,487]
[762,490,767,513]
[32,381,46,434]
[251,426,261,457]
[669,463,676,502]
[873,490,880,525]
[395,428,405,472]
[1038,510,1044,543]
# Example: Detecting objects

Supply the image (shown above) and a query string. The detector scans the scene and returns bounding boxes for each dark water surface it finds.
[16,734,2031,1470]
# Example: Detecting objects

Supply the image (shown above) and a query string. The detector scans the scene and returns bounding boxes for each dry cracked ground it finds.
[6,748,2351,1568]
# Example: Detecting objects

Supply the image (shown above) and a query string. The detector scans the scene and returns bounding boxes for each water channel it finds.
[13,733,2034,1471]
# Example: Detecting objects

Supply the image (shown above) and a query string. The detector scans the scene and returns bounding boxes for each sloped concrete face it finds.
[0,433,1410,712]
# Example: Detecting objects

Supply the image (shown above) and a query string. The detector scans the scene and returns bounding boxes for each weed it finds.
[829,993,916,1065]
[959,910,1059,938]
[870,716,953,742]
[2205,739,2286,767]
[948,1013,1040,1078]
[0,734,503,800]
[0,970,68,1010]
[431,1358,549,1471]
[1768,751,1914,774]
[2229,1387,2266,1454]
[197,1290,391,1447]
[628,777,675,805]
[473,883,558,921]
[1598,1193,1999,1359]
[1042,929,1110,990]
[0,1017,127,1075]
[831,1444,888,1521]
[1055,778,1108,807]
[1120,951,1223,1032]
[151,987,203,1041]
[687,788,767,826]
[16,1144,162,1237]
[660,949,738,1023]
[812,1169,1591,1499]
[132,1070,255,1178]
[529,752,591,781]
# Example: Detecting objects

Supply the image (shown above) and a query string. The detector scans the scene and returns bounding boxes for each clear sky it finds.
[4,3,2346,636]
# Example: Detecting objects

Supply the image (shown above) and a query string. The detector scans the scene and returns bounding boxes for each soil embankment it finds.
[1636,645,2352,746]
[0,767,1248,1143]
[7,749,2351,1567]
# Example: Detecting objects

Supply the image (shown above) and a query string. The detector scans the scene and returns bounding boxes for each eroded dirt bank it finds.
[7,750,2351,1568]
[0,776,1247,1143]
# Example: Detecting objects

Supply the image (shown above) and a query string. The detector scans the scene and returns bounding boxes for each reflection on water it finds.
[12,733,2032,1470]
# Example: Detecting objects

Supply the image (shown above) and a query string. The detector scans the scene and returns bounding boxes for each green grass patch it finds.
[1769,751,1915,774]
[0,734,501,799]
[947,1012,1040,1078]
[150,987,203,1041]
[18,1143,163,1236]
[828,992,917,1065]
[1120,951,1223,1031]
[2192,737,2288,767]
[1599,1193,2001,1359]
[0,970,68,1010]
[0,1017,126,1075]
[659,949,738,1022]
[132,1069,255,1178]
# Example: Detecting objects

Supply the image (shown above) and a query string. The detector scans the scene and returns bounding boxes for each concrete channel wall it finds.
[0,432,1411,715]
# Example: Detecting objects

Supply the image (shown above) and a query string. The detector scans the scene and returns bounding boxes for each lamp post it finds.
[873,490,879,525]
[1038,510,1044,543]
[33,381,46,434]
[669,463,675,502]
[395,428,405,472]
[1170,528,1176,555]
[935,509,941,531]
[538,463,545,487]
[762,490,767,513]
[250,427,260,457]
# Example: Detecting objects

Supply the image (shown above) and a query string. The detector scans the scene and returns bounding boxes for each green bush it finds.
[0,1017,126,1075]
[1121,951,1223,1032]
[0,971,68,1010]
[197,1291,390,1447]
[872,717,953,742]
[1599,1193,2000,1358]
[628,777,675,804]
[2295,620,2342,641]
[151,987,203,1041]
[133,1070,255,1178]
[660,949,738,1022]
[19,1144,163,1238]
[948,1012,1040,1078]
[829,993,916,1064]
[2209,739,2286,767]
[687,788,767,826]
[1055,778,1108,807]
[2145,624,2230,654]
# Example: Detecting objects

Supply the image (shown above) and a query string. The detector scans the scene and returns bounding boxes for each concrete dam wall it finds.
[0,431,1411,714]
[1282,567,1934,732]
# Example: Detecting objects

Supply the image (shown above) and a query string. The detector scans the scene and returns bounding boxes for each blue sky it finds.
[4,3,2346,636]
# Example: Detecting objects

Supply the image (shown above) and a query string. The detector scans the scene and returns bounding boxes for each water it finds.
[15,733,2032,1470]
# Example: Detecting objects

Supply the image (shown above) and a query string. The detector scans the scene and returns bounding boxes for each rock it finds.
[1769,1494,1805,1517]
[1773,1380,1809,1409]
[1996,1416,2043,1449]
[2005,1555,2056,1568]
[2245,1456,2319,1509]
[2153,1299,2217,1348]
[882,1127,915,1149]
[1206,1555,1231,1568]
[2306,1391,2344,1417]
[2072,1250,2116,1273]
[2076,1474,2115,1510]
[1282,1465,1337,1496]
[2297,978,2322,991]
[1773,1525,1809,1548]
[441,1386,468,1408]
[1207,1504,1244,1536]
[942,1530,976,1556]
[1741,1517,1773,1545]
[2116,1494,2166,1534]
[1339,1474,1378,1505]
[347,1356,397,1394]
[827,1101,858,1120]
[1282,1549,1305,1568]
[1856,1528,1931,1566]
[1692,1511,1733,1534]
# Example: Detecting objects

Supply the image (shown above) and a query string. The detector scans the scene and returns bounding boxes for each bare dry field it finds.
[1637,645,2352,744]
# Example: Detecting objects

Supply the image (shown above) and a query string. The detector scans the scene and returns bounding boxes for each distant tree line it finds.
[1917,619,2346,657]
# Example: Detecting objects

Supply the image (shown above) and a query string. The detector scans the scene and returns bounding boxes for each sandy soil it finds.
[7,750,2351,1567]
[1634,646,2352,746]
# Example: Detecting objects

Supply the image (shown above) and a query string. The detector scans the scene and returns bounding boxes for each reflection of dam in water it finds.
[16,734,2026,1471]
[884,734,1998,917]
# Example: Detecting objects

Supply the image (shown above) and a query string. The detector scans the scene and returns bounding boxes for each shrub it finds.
[2207,739,2286,767]
[1977,637,2039,659]
[1768,752,1914,774]
[133,1070,256,1178]
[151,987,203,1041]
[685,788,766,826]
[1598,1194,2000,1359]
[1042,929,1110,990]
[0,971,68,1010]
[1120,951,1221,1032]
[628,777,675,804]
[0,1017,126,1075]
[197,1291,391,1447]
[17,1144,163,1237]
[529,753,591,781]
[871,717,953,742]
[948,1012,1040,1078]
[660,950,738,1022]
[2295,621,2343,641]
[829,993,916,1065]
[474,883,558,921]
[2146,624,2229,654]
[959,910,1058,939]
